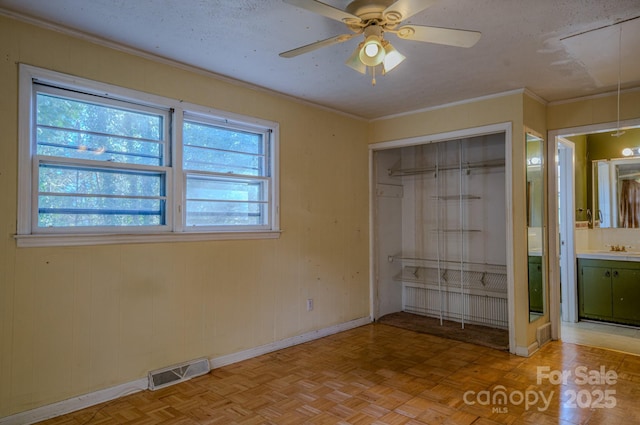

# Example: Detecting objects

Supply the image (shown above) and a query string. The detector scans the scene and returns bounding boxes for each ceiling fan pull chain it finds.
[371,65,376,86]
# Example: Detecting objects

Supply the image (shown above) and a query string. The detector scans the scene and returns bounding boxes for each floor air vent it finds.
[148,358,210,390]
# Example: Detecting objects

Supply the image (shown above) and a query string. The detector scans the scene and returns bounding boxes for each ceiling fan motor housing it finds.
[345,0,397,25]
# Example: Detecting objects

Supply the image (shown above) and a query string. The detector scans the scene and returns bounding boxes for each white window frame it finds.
[16,65,280,247]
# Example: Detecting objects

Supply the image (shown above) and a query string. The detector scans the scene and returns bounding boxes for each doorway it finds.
[549,119,640,354]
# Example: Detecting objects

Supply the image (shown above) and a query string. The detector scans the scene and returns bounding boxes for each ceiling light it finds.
[345,26,406,85]
[359,34,385,66]
[280,0,482,87]
[345,44,367,74]
[382,41,405,73]
[622,147,640,157]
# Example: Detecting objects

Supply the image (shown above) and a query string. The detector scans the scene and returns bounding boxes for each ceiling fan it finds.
[279,0,481,84]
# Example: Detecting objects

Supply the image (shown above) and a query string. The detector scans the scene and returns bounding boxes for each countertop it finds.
[577,250,640,262]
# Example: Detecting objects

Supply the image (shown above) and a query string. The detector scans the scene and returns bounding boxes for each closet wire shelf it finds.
[388,256,508,297]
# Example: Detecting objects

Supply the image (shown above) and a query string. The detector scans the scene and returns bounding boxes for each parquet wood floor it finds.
[36,323,640,425]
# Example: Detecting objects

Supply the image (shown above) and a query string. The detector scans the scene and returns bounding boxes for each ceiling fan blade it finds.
[397,25,481,48]
[279,33,359,58]
[383,0,438,21]
[283,0,360,23]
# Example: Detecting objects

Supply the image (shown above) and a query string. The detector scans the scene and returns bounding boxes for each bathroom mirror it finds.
[592,158,640,228]
[526,133,545,321]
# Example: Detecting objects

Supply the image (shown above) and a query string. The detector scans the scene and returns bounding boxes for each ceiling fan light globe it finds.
[359,35,385,66]
[382,42,405,72]
[346,45,367,74]
[364,43,379,57]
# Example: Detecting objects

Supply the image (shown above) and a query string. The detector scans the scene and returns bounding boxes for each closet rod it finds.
[388,159,504,177]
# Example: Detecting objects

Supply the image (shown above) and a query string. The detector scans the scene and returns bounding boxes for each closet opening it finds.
[370,124,513,352]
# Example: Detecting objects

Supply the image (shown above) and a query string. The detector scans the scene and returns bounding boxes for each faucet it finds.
[607,244,627,252]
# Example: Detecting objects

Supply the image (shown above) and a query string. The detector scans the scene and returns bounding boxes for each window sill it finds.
[14,230,282,248]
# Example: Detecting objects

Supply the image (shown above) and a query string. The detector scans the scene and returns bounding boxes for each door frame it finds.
[556,138,577,324]
[369,122,515,353]
[547,118,640,340]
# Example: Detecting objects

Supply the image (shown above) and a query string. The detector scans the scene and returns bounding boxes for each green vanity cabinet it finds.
[578,259,640,326]
[581,265,613,318]
[612,268,640,322]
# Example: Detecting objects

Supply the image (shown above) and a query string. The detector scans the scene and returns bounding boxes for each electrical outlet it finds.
[306,298,313,311]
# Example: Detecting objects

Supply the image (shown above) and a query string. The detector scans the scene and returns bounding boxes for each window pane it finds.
[185,175,266,226]
[37,127,162,165]
[36,92,165,166]
[38,196,163,227]
[183,121,262,154]
[39,164,162,197]
[185,201,264,226]
[184,145,263,175]
[38,163,165,228]
[183,120,265,176]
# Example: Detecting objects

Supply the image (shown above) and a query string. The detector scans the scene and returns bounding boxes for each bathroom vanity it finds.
[577,251,640,326]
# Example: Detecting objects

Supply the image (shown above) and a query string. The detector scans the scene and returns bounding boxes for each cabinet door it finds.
[612,268,640,323]
[581,266,612,318]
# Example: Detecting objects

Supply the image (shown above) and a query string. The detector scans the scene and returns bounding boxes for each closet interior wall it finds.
[374,133,508,329]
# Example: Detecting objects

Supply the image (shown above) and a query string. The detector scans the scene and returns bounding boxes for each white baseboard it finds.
[514,341,539,357]
[210,316,372,368]
[0,378,148,425]
[0,316,372,425]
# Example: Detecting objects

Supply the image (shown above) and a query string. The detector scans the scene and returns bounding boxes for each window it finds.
[17,65,279,246]
[182,116,271,229]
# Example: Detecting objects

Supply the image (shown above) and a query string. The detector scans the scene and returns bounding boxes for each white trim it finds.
[555,138,577,329]
[504,124,516,354]
[368,122,516,354]
[368,148,377,320]
[210,316,372,368]
[0,317,371,424]
[514,341,539,357]
[17,64,280,244]
[14,230,282,247]
[0,378,148,425]
[17,65,34,234]
[523,89,548,106]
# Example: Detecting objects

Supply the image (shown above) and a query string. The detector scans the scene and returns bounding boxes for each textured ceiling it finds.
[1,0,639,119]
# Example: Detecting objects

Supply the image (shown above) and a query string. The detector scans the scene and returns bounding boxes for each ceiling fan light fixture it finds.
[359,34,385,66]
[346,44,367,74]
[382,41,405,73]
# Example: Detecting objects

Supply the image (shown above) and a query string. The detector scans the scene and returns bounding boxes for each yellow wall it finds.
[547,90,640,130]
[0,16,370,416]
